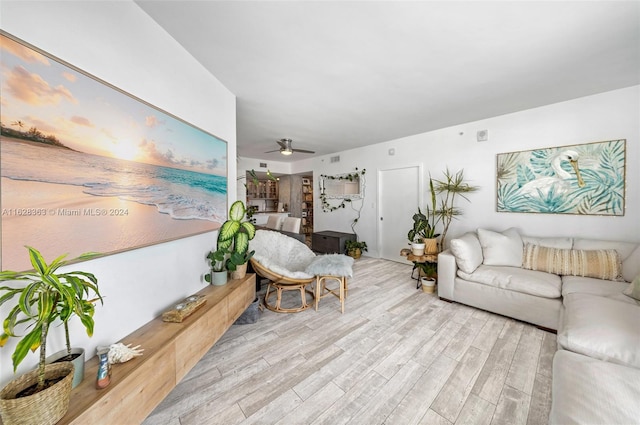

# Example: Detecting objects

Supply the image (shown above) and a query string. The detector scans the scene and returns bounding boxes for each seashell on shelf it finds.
[108,342,144,364]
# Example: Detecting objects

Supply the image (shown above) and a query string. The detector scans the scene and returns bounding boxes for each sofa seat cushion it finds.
[457,265,561,298]
[562,275,636,304]
[550,350,640,425]
[558,293,640,368]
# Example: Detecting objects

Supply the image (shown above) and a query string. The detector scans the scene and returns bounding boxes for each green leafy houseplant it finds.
[0,247,102,394]
[205,200,256,283]
[408,179,441,243]
[345,240,368,259]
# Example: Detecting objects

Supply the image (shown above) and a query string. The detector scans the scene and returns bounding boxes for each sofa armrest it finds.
[438,250,458,300]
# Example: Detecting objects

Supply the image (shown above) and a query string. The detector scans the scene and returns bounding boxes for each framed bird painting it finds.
[496,139,626,216]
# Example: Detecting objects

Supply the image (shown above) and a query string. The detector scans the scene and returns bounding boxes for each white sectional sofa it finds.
[438,228,640,424]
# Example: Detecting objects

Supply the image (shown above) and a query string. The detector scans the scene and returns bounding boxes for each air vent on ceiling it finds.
[259,162,267,168]
[330,155,340,163]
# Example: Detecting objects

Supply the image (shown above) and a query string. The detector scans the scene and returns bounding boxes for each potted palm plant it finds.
[0,247,102,425]
[205,200,256,284]
[431,168,480,249]
[47,273,102,388]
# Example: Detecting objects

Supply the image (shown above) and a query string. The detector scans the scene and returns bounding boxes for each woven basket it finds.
[0,362,74,425]
[423,238,438,255]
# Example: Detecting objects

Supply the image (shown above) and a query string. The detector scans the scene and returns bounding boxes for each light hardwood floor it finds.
[144,257,555,425]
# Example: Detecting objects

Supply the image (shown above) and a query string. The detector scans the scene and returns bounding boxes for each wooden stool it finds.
[315,275,348,313]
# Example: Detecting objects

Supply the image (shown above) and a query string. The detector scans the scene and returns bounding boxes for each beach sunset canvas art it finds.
[0,32,227,271]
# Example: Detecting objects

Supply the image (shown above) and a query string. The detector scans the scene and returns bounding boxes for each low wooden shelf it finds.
[57,274,255,425]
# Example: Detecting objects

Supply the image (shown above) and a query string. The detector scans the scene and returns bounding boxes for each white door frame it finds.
[376,164,423,262]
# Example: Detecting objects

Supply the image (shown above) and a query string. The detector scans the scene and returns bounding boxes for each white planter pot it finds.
[212,270,228,286]
[46,347,85,389]
[411,243,426,256]
[421,277,436,294]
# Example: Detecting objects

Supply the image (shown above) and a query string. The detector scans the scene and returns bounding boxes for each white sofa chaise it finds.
[438,228,640,425]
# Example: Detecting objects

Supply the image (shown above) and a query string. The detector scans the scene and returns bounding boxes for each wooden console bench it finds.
[58,274,255,425]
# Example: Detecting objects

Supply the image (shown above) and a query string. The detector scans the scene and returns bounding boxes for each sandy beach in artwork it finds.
[1,177,218,271]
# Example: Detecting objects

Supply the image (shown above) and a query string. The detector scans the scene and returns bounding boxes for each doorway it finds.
[378,165,422,263]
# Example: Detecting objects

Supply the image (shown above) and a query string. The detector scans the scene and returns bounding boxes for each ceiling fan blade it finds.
[292,149,315,154]
[277,139,288,149]
[264,149,281,153]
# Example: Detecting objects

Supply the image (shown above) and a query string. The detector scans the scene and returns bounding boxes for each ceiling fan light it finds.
[280,149,293,156]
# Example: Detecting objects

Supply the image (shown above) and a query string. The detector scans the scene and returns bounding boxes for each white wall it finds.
[307,86,639,258]
[0,1,236,386]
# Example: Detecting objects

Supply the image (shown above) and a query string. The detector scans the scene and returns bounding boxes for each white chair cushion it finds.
[557,293,640,369]
[305,254,354,277]
[477,227,523,267]
[457,265,562,298]
[250,230,315,279]
[450,232,483,274]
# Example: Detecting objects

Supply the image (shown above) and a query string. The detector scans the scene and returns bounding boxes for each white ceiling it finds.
[136,1,640,162]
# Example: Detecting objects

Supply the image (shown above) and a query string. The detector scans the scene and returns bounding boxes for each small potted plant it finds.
[205,248,228,286]
[407,206,440,255]
[0,247,102,425]
[345,240,368,259]
[417,262,438,294]
[205,200,256,284]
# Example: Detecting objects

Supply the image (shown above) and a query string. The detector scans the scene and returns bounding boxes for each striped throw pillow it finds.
[522,243,622,281]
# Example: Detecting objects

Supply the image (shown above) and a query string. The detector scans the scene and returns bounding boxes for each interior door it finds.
[378,165,422,263]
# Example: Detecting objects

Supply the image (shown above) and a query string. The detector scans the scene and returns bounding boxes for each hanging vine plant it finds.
[319,168,366,245]
[319,168,366,212]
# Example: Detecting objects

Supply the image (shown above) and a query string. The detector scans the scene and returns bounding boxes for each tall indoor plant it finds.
[0,247,102,425]
[431,168,480,249]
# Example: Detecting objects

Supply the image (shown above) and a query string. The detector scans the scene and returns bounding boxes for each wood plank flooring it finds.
[143,257,555,425]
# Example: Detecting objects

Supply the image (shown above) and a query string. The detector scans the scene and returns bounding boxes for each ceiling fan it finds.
[265,138,315,156]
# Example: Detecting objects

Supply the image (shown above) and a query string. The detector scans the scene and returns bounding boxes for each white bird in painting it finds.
[520,150,586,198]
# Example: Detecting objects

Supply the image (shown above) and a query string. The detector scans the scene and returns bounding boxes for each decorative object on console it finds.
[497,139,625,216]
[105,342,144,364]
[0,32,227,272]
[0,247,102,425]
[162,295,207,322]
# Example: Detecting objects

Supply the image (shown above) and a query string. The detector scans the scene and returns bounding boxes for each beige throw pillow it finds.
[522,243,622,281]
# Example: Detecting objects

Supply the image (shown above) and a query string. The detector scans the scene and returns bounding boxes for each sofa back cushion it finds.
[522,243,622,281]
[477,227,523,267]
[574,238,640,282]
[521,235,573,249]
[450,232,484,273]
